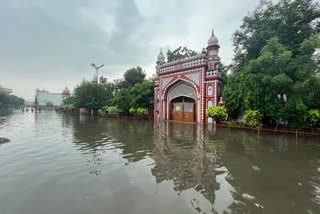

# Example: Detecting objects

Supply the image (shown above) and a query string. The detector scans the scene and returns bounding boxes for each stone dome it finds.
[157,49,165,62]
[208,29,219,46]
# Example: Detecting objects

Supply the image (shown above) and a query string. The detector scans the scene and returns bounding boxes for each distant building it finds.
[62,87,71,102]
[24,101,35,106]
[35,87,71,107]
[0,85,12,94]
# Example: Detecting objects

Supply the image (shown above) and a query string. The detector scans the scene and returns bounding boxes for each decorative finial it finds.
[211,28,214,36]
[157,48,165,62]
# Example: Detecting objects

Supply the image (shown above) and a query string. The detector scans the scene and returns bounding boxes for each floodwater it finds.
[0,111,319,214]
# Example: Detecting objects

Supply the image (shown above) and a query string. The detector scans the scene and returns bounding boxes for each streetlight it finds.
[91,63,104,83]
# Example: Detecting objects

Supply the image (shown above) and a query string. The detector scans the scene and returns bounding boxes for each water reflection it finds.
[151,122,320,213]
[152,122,217,209]
[3,112,316,214]
[206,128,320,213]
[69,115,154,163]
[59,114,320,213]
[0,109,13,124]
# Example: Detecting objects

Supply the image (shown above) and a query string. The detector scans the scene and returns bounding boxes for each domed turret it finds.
[208,29,219,47]
[62,86,70,95]
[62,86,70,102]
[157,48,165,62]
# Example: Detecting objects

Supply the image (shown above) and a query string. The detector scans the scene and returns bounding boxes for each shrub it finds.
[98,109,106,116]
[228,120,245,127]
[206,106,228,123]
[63,103,74,109]
[129,107,136,115]
[102,105,109,113]
[136,107,148,117]
[46,101,54,107]
[243,110,263,127]
[107,106,120,115]
[306,109,320,127]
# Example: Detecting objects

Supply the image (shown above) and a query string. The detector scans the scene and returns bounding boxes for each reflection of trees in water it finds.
[64,115,320,213]
[70,115,154,163]
[0,109,12,117]
[152,121,218,206]
[206,127,320,213]
[0,109,13,125]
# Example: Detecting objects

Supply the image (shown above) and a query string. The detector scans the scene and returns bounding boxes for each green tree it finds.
[73,80,113,111]
[232,0,320,72]
[63,96,75,105]
[0,92,10,109]
[223,35,320,127]
[112,88,132,113]
[0,92,24,109]
[129,81,154,109]
[166,46,198,63]
[219,64,230,88]
[112,80,154,114]
[123,67,146,88]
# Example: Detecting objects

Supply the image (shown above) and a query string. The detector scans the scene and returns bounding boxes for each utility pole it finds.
[90,63,104,83]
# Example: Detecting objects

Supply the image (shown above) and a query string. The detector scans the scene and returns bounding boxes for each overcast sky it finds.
[0,0,260,101]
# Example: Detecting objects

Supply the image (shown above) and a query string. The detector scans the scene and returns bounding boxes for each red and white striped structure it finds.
[153,29,223,124]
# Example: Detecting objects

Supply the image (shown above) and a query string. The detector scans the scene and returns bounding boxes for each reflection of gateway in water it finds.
[152,121,217,206]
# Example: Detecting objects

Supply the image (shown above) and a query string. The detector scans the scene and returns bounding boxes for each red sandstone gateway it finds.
[154,29,223,124]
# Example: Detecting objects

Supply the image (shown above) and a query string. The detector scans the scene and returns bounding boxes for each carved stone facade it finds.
[154,29,223,123]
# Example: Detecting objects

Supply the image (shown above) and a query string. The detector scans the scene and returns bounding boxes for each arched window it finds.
[208,100,213,108]
[208,86,213,96]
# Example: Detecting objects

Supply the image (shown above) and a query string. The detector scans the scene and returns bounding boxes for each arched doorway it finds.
[166,82,197,122]
[171,96,195,122]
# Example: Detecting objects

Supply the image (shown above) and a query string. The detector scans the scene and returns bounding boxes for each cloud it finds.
[0,0,259,100]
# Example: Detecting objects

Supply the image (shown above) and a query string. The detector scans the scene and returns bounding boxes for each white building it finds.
[0,85,12,94]
[35,90,63,106]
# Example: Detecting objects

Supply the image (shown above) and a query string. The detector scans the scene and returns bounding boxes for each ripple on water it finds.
[0,112,320,214]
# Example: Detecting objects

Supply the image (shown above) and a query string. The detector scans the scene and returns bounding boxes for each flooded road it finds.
[0,110,319,214]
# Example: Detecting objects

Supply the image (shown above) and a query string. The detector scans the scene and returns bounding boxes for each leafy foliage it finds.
[129,107,148,116]
[243,110,263,128]
[223,34,320,127]
[136,107,148,116]
[228,120,245,127]
[206,106,228,123]
[129,107,136,115]
[306,109,320,127]
[73,80,113,110]
[0,92,24,109]
[98,109,106,116]
[123,67,146,88]
[129,81,153,108]
[46,102,54,107]
[102,105,109,113]
[232,0,320,72]
[111,88,132,113]
[63,96,75,105]
[166,46,198,63]
[112,80,153,113]
[107,106,121,115]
